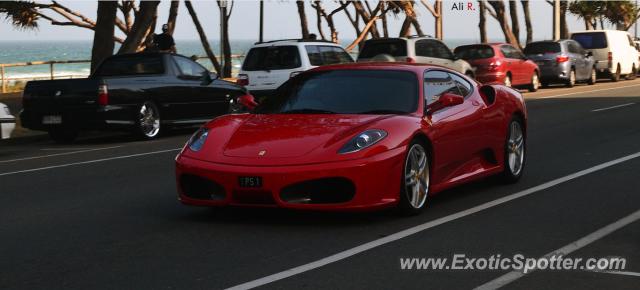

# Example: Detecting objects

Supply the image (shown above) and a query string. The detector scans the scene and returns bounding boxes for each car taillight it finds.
[608,51,613,67]
[556,55,569,63]
[487,61,502,71]
[406,57,416,63]
[98,83,108,106]
[237,74,249,86]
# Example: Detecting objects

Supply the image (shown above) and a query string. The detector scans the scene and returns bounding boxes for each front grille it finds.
[180,174,226,200]
[280,177,355,204]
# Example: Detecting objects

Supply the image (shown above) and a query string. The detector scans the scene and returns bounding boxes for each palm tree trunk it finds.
[166,0,180,35]
[184,0,221,74]
[560,1,569,39]
[487,1,520,49]
[296,0,310,39]
[221,4,232,78]
[91,1,117,72]
[118,1,160,54]
[478,0,487,43]
[521,0,532,44]
[399,16,412,37]
[508,0,519,42]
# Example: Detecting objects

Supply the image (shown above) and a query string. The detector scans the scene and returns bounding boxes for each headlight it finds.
[188,128,209,152]
[338,129,387,154]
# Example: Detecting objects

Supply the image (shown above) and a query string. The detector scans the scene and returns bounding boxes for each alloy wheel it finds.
[404,144,430,209]
[507,121,525,176]
[139,102,160,138]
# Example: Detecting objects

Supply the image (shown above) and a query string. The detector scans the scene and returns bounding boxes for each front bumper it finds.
[175,147,406,211]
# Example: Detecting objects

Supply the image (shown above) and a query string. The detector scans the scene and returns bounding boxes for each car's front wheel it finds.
[135,101,161,140]
[398,141,430,215]
[528,73,539,92]
[501,118,526,183]
[587,67,597,85]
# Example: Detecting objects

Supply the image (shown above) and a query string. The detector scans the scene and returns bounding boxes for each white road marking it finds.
[0,146,123,164]
[533,83,640,99]
[475,208,640,290]
[225,151,640,290]
[0,148,180,177]
[591,102,635,112]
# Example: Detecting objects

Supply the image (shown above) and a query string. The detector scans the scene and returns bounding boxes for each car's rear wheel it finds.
[501,118,526,183]
[398,141,430,215]
[135,101,161,140]
[504,74,512,88]
[566,69,576,87]
[587,67,597,85]
[627,65,637,80]
[611,64,621,82]
[528,73,539,92]
[48,127,78,144]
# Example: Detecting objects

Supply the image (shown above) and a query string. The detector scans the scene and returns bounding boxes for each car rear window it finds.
[524,42,561,55]
[454,45,495,60]
[571,32,608,49]
[95,55,164,76]
[358,40,407,59]
[242,46,301,71]
[306,45,353,66]
[255,70,418,114]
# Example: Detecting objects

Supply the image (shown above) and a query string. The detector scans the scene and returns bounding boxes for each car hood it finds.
[222,114,390,158]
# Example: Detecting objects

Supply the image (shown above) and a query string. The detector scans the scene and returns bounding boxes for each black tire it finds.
[465,71,475,80]
[397,139,431,216]
[627,65,637,80]
[587,67,596,85]
[611,64,621,82]
[134,101,162,140]
[504,74,512,88]
[501,117,526,183]
[48,127,78,144]
[528,72,539,92]
[566,69,576,87]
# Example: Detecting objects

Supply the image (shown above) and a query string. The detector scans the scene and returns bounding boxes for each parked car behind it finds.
[524,40,596,87]
[0,102,16,139]
[357,36,475,77]
[237,39,353,99]
[21,52,246,143]
[455,43,540,92]
[570,30,639,81]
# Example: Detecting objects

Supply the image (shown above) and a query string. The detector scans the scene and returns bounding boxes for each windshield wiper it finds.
[281,108,337,114]
[358,109,408,115]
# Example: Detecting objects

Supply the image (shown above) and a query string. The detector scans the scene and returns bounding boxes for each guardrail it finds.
[0,55,244,93]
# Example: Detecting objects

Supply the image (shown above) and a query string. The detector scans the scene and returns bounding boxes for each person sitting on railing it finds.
[153,24,177,54]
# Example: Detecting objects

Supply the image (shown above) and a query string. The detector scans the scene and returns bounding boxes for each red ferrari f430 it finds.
[175,63,527,214]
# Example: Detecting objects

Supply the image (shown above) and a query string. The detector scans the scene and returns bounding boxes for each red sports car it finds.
[175,63,527,214]
[455,43,540,92]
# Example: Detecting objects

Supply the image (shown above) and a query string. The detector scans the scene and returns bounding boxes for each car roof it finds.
[308,62,455,74]
[251,39,341,47]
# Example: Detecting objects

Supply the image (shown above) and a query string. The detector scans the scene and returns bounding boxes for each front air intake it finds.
[280,177,355,204]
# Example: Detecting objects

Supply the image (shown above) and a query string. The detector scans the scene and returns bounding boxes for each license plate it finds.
[238,176,262,188]
[42,115,62,124]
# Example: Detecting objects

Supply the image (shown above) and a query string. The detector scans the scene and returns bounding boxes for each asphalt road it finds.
[1,79,639,289]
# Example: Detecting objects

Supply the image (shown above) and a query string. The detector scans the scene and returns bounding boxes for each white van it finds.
[237,39,353,99]
[571,30,640,81]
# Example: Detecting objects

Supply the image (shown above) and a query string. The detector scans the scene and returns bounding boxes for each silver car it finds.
[357,37,475,78]
[524,40,596,87]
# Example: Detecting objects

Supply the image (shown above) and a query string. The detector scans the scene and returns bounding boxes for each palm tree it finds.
[521,0,532,44]
[603,0,640,30]
[91,1,118,72]
[568,1,605,30]
[217,0,234,78]
[117,1,160,54]
[296,0,310,39]
[486,1,520,49]
[184,0,221,75]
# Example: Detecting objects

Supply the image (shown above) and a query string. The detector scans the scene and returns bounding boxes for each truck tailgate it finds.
[23,78,101,110]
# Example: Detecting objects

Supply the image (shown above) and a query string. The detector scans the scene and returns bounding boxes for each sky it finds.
[0,0,634,43]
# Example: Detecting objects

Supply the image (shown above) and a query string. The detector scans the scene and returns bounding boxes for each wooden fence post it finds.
[50,62,54,80]
[1,65,5,93]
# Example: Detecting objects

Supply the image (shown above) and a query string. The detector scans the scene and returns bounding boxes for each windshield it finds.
[254,70,418,114]
[571,32,607,49]
[524,42,561,55]
[242,46,301,71]
[454,45,495,60]
[358,40,408,59]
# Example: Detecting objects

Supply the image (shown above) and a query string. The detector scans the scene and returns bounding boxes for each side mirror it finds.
[237,93,258,111]
[200,71,215,85]
[427,92,464,114]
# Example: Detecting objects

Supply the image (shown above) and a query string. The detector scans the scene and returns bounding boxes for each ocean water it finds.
[0,38,478,81]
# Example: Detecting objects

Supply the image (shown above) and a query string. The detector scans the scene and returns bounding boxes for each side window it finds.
[424,70,461,105]
[173,56,207,77]
[451,73,473,98]
[567,42,578,54]
[501,45,523,59]
[500,45,513,59]
[319,46,352,65]
[305,45,323,66]
[416,40,454,59]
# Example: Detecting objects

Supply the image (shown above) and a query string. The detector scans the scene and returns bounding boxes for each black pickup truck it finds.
[21,52,247,143]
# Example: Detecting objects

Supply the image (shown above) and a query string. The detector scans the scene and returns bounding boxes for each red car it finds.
[455,43,540,92]
[175,63,527,214]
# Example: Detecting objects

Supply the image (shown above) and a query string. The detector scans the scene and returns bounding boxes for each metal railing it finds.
[0,54,245,93]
